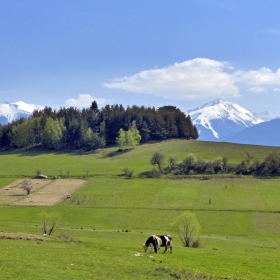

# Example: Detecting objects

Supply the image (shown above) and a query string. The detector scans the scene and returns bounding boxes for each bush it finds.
[191,239,201,248]
[151,168,162,178]
[122,167,134,179]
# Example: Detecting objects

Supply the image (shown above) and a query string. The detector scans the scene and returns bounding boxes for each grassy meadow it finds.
[1,140,280,279]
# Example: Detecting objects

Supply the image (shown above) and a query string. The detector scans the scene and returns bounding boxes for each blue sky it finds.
[1,0,280,113]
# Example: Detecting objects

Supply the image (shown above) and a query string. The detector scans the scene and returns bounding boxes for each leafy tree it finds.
[172,211,201,247]
[116,121,141,149]
[10,119,35,148]
[168,155,177,170]
[116,128,126,149]
[84,127,94,149]
[262,151,280,175]
[130,120,141,147]
[182,153,197,173]
[212,157,224,173]
[42,118,65,149]
[150,152,164,170]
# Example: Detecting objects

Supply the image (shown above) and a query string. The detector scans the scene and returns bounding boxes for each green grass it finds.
[1,140,280,279]
[0,139,279,178]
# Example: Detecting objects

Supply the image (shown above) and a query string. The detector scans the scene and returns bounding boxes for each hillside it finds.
[1,140,280,279]
[0,139,279,178]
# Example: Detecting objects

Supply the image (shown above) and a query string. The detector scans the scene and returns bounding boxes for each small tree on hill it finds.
[150,152,164,171]
[168,155,177,170]
[19,178,33,195]
[115,121,141,149]
[172,211,201,247]
[130,120,141,147]
[41,212,60,236]
[116,128,126,149]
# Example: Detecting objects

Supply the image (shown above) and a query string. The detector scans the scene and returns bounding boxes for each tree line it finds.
[0,102,198,150]
[148,151,280,177]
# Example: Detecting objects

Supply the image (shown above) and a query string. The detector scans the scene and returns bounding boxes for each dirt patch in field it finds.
[0,232,44,241]
[0,179,87,206]
[0,179,51,205]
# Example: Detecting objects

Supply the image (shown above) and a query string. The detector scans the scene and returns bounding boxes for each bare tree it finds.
[41,212,60,236]
[245,151,254,164]
[19,178,33,195]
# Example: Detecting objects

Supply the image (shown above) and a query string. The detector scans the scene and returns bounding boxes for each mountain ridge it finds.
[221,117,280,146]
[0,101,43,125]
[187,99,264,141]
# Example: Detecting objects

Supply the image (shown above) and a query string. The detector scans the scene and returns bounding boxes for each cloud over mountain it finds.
[103,58,280,102]
[103,58,238,101]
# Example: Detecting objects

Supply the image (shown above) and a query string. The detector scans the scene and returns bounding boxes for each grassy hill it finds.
[1,140,280,279]
[0,139,279,177]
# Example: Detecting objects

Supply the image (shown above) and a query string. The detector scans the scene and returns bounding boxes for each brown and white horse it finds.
[143,234,172,254]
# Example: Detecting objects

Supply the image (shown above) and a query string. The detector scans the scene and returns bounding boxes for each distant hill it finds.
[187,99,263,141]
[221,118,280,147]
[0,101,43,125]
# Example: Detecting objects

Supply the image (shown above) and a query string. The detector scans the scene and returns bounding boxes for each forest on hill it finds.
[0,101,198,150]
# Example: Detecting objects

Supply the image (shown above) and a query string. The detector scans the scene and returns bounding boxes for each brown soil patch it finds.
[0,232,43,241]
[0,179,51,205]
[0,179,87,206]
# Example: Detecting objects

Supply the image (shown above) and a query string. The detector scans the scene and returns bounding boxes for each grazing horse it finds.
[143,234,172,254]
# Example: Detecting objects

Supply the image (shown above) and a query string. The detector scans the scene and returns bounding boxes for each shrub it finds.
[151,168,162,178]
[191,239,201,248]
[122,167,134,179]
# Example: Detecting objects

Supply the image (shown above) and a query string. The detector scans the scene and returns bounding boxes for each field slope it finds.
[1,140,280,279]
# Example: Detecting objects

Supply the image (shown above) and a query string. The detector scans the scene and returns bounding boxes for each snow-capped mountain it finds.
[188,99,263,141]
[0,101,43,125]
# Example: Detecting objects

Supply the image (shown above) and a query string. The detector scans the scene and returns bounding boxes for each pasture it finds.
[1,140,280,279]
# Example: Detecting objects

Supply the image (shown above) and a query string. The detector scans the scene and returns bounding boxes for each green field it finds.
[1,140,280,279]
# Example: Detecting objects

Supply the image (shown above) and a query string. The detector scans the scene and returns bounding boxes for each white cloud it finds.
[103,58,280,101]
[240,68,280,85]
[103,58,239,101]
[66,94,107,108]
[247,86,266,93]
[273,88,280,92]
